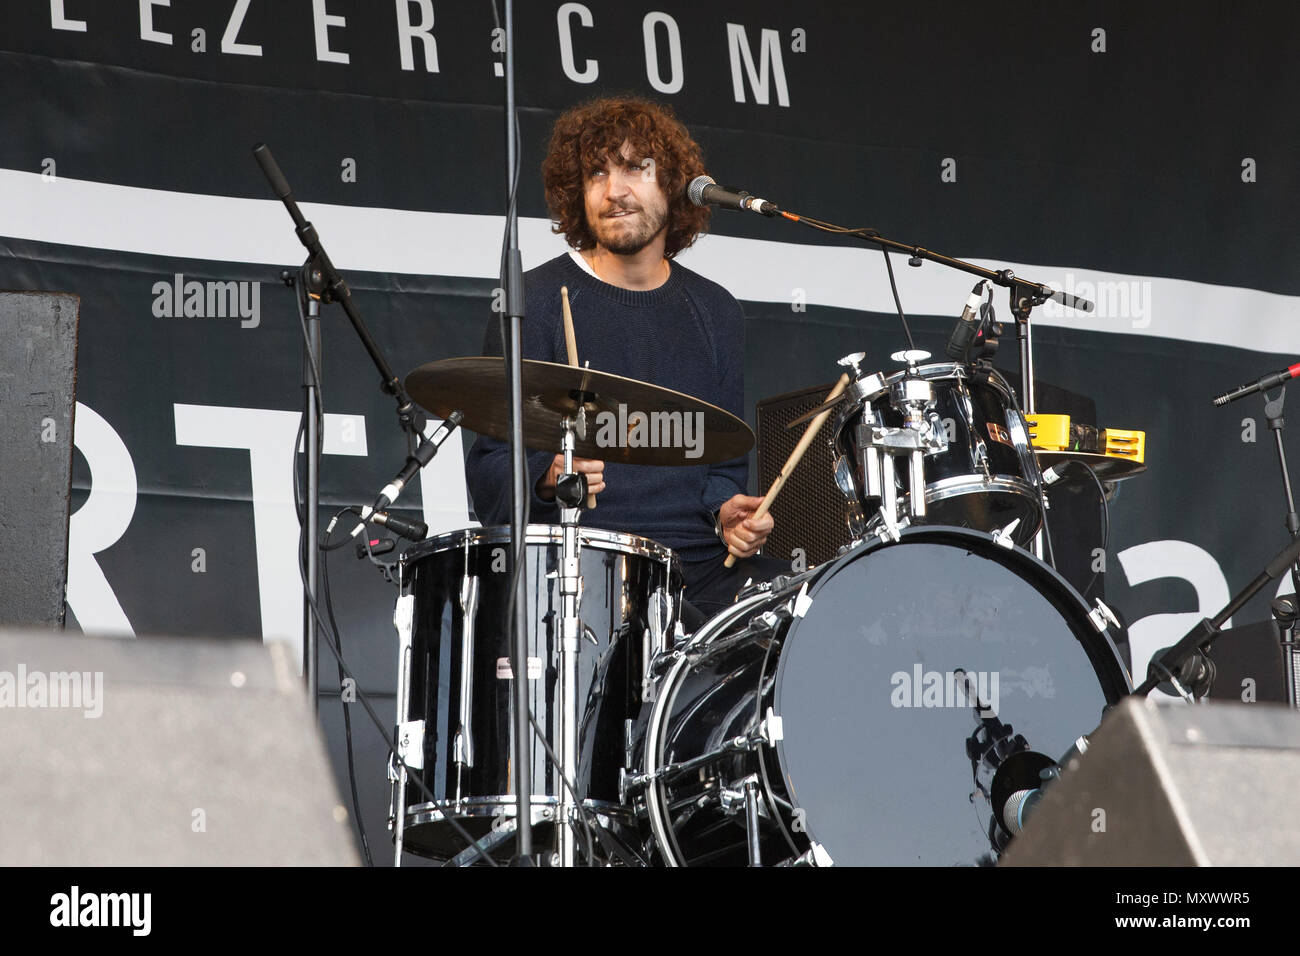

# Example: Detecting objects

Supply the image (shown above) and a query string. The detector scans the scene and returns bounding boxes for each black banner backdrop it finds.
[2,1,1299,861]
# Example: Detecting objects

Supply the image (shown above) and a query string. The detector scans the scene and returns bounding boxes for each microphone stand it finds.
[252,143,448,700]
[1133,533,1300,700]
[1260,387,1300,705]
[500,0,535,865]
[773,209,1094,559]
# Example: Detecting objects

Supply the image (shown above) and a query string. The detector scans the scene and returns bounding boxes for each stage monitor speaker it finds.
[0,292,79,628]
[0,629,359,866]
[1000,696,1300,866]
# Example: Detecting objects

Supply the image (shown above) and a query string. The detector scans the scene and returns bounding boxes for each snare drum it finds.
[834,363,1043,545]
[630,525,1130,866]
[391,525,682,862]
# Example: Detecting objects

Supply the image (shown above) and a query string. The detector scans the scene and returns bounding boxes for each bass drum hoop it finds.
[643,586,780,867]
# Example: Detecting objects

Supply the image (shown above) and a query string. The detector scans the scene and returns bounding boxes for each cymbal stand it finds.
[552,414,589,865]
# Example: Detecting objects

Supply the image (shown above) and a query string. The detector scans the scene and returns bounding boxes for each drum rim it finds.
[765,523,1133,857]
[401,523,680,566]
[642,588,775,867]
[832,361,1021,434]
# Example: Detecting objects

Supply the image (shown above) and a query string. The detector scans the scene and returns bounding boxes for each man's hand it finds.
[717,494,773,559]
[536,454,606,502]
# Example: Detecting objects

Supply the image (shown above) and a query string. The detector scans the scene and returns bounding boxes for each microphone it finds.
[369,510,428,542]
[374,411,462,511]
[994,736,1090,836]
[686,175,779,217]
[944,280,989,361]
[1212,362,1300,406]
[349,412,462,538]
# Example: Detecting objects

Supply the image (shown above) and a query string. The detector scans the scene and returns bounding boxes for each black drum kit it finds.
[245,7,1299,866]
[391,331,1144,866]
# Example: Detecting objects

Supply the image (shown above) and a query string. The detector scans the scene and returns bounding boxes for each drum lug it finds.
[874,505,904,543]
[1088,598,1120,633]
[990,518,1021,549]
[396,719,425,771]
[778,842,834,867]
[757,707,784,745]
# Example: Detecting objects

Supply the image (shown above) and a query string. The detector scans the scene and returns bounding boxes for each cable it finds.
[290,282,498,867]
[780,212,917,353]
[320,517,373,867]
[879,247,917,352]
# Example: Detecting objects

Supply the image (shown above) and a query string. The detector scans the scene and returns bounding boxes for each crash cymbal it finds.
[406,357,754,466]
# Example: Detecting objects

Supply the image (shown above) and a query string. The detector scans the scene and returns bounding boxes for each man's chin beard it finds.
[597,223,666,256]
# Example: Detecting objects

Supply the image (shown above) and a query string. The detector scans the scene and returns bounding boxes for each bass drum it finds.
[636,525,1131,866]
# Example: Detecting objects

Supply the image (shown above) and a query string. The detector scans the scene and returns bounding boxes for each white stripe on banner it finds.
[4,168,1298,355]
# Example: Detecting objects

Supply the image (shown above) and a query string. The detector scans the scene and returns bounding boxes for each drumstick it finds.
[560,286,597,509]
[724,373,851,568]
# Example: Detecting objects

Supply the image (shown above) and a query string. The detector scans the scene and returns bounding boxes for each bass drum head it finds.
[765,527,1130,866]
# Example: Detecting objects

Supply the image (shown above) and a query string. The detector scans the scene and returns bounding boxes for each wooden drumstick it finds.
[560,286,597,509]
[724,372,851,568]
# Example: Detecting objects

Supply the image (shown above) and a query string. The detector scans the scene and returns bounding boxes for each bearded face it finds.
[583,142,669,256]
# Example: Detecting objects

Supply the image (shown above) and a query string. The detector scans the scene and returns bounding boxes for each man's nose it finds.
[607,169,633,199]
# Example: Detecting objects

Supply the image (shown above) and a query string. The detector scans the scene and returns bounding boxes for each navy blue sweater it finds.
[464,253,747,562]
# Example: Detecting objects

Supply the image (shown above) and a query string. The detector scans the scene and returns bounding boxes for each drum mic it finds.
[369,510,428,542]
[944,281,989,361]
[686,175,779,217]
[1212,362,1300,406]
[349,411,463,538]
[994,735,1090,836]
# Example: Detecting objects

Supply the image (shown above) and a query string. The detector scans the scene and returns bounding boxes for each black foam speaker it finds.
[755,382,849,568]
[0,292,79,628]
[0,630,359,865]
[1000,696,1300,866]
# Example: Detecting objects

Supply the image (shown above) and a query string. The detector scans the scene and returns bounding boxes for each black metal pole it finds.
[302,282,322,711]
[1262,388,1300,597]
[502,0,533,863]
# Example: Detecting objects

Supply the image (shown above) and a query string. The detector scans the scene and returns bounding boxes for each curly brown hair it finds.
[542,96,711,259]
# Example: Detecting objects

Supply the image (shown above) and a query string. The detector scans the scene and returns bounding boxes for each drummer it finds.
[465,96,787,624]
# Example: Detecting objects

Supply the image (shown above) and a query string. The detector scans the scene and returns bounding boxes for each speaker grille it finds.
[756,383,853,568]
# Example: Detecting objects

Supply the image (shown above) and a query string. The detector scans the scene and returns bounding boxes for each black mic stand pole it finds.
[501,0,535,864]
[252,143,449,709]
[302,268,323,713]
[1261,387,1300,706]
